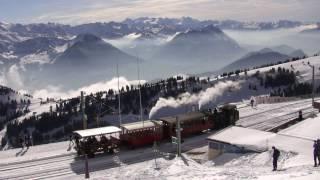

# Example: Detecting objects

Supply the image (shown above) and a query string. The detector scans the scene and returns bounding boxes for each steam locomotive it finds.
[73,104,239,157]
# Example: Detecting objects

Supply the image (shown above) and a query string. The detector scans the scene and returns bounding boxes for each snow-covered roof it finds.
[121,120,162,131]
[73,126,121,138]
[207,126,275,147]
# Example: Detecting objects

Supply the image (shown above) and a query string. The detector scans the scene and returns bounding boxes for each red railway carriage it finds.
[158,111,212,139]
[120,120,163,148]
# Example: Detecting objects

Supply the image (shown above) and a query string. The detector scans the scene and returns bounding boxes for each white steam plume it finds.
[149,80,242,118]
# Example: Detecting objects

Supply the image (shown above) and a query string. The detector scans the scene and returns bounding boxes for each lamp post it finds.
[304,63,315,107]
[308,65,315,106]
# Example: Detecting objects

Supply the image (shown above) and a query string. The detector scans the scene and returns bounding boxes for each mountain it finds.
[220,49,291,72]
[123,17,304,31]
[300,23,320,34]
[270,45,296,55]
[8,23,69,38]
[153,25,244,66]
[13,37,68,57]
[0,18,313,89]
[268,45,306,58]
[54,33,135,68]
[289,49,306,58]
[69,22,134,39]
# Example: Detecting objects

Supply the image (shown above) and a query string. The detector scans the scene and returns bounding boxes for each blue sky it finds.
[0,0,319,24]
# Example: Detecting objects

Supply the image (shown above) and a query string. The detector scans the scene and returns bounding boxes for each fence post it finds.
[85,154,90,179]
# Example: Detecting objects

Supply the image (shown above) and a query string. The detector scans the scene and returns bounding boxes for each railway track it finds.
[237,98,318,131]
[2,99,317,179]
[238,98,317,121]
[0,132,208,180]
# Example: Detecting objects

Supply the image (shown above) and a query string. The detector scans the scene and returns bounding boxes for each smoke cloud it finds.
[149,80,242,118]
[32,77,146,99]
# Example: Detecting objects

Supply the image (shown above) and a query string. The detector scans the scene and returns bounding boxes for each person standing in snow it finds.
[317,139,320,164]
[272,146,280,171]
[313,140,319,166]
[250,99,254,107]
[19,136,24,148]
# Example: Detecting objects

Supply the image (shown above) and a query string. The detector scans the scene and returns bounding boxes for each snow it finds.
[74,126,121,138]
[1,107,320,179]
[124,33,141,40]
[245,56,320,84]
[279,114,320,140]
[296,24,319,32]
[121,120,162,131]
[54,43,68,53]
[1,56,320,179]
[207,126,275,151]
[20,51,51,65]
[0,141,75,164]
[0,51,18,59]
[236,97,317,131]
[16,99,56,122]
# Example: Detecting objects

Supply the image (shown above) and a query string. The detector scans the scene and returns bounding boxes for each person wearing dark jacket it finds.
[317,139,320,164]
[313,140,319,166]
[272,146,280,171]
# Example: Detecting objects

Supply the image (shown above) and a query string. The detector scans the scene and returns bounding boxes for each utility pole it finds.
[176,116,182,157]
[117,62,122,126]
[96,102,101,127]
[81,91,87,129]
[137,57,143,127]
[84,154,89,179]
[312,65,315,106]
[153,141,159,170]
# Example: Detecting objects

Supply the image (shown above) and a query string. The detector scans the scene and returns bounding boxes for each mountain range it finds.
[0,17,317,90]
[152,25,244,65]
[220,47,306,73]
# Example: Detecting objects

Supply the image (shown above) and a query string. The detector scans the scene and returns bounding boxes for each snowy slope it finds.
[0,55,319,179]
[0,98,320,179]
[245,56,320,84]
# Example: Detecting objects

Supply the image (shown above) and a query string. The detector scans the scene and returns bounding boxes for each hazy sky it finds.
[0,0,319,24]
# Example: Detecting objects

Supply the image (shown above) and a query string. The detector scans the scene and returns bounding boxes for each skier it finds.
[313,140,319,166]
[272,146,280,171]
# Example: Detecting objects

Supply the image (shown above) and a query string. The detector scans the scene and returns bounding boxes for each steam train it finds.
[73,104,239,157]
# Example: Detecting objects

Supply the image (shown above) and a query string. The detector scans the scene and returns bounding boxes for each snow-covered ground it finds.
[0,97,320,179]
[1,56,320,179]
[16,99,56,122]
[237,97,318,131]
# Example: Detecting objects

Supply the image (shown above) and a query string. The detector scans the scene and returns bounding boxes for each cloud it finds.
[27,0,320,24]
[0,71,7,85]
[4,65,24,89]
[32,77,147,99]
